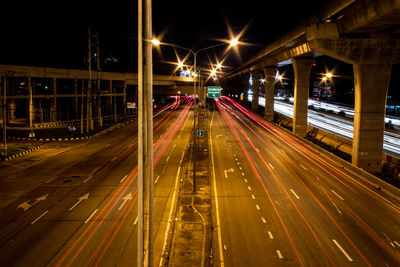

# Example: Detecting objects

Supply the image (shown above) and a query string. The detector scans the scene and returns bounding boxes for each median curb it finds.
[2,145,42,161]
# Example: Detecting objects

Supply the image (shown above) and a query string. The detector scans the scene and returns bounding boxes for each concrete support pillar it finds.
[28,77,33,127]
[51,78,57,121]
[74,79,78,119]
[292,58,313,137]
[241,73,250,101]
[251,71,261,112]
[114,87,117,123]
[9,99,15,121]
[123,80,127,114]
[109,80,113,115]
[352,64,391,173]
[263,66,277,122]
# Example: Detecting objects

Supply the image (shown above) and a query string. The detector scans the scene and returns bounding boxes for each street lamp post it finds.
[152,39,238,193]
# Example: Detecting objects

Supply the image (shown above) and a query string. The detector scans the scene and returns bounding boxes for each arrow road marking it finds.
[224,168,234,178]
[69,193,89,211]
[17,194,49,211]
[118,193,132,211]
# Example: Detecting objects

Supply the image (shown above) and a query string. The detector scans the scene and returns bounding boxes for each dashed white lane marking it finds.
[173,143,176,148]
[45,176,57,184]
[276,250,283,259]
[133,216,138,225]
[120,174,128,183]
[239,167,242,170]
[83,175,93,183]
[241,172,245,176]
[233,154,236,157]
[248,186,252,191]
[268,163,274,169]
[251,194,255,199]
[394,241,400,248]
[261,217,266,223]
[331,201,342,215]
[268,231,274,239]
[290,189,300,200]
[166,156,170,162]
[256,204,260,210]
[155,175,160,184]
[300,164,307,170]
[85,209,98,224]
[237,161,240,165]
[244,179,248,183]
[331,190,344,201]
[332,239,353,262]
[31,210,48,224]
[223,244,227,250]
[391,242,395,248]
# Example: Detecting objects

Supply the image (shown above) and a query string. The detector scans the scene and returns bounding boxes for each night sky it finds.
[0,0,329,74]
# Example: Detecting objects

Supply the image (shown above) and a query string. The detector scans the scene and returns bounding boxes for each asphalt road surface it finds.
[0,96,194,266]
[210,97,400,267]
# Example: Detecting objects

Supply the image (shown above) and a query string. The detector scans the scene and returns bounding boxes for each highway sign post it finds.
[207,86,221,98]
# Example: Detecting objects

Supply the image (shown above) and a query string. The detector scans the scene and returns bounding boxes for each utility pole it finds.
[87,25,93,132]
[193,53,197,194]
[1,73,7,158]
[96,31,103,128]
[138,0,153,265]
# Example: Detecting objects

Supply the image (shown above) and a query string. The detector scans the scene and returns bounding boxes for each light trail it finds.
[220,97,400,264]
[56,99,193,266]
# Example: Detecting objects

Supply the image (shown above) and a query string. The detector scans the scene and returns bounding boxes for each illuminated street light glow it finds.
[322,76,327,81]
[325,72,333,78]
[177,61,184,68]
[151,39,160,46]
[216,63,222,69]
[230,38,239,46]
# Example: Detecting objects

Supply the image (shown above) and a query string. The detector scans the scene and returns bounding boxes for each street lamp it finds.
[153,38,238,193]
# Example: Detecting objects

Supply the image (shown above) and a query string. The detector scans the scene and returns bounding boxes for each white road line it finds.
[45,176,57,184]
[290,189,300,200]
[85,209,98,224]
[268,231,274,239]
[241,172,245,176]
[166,156,170,162]
[233,154,236,157]
[391,242,395,248]
[209,112,225,267]
[255,204,260,210]
[31,210,48,225]
[155,175,160,184]
[223,244,227,250]
[332,239,353,262]
[268,163,274,169]
[120,174,128,183]
[236,161,240,165]
[248,186,252,191]
[276,250,283,259]
[331,201,342,215]
[300,164,307,170]
[244,179,248,183]
[239,167,242,170]
[251,194,255,199]
[394,241,400,248]
[173,144,176,148]
[261,217,266,223]
[133,216,138,225]
[331,190,344,201]
[83,175,93,183]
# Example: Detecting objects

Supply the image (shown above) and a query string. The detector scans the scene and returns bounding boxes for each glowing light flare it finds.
[151,39,160,46]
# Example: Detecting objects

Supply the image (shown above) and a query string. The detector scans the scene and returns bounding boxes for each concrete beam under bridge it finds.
[307,23,400,173]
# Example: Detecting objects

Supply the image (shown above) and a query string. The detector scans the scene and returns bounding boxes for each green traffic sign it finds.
[197,130,204,137]
[207,86,221,98]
